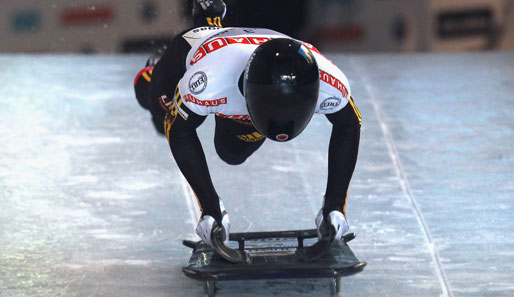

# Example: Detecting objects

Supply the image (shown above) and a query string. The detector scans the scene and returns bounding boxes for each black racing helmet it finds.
[244,38,319,142]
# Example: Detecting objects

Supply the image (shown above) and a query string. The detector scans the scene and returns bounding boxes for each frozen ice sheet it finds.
[0,53,513,297]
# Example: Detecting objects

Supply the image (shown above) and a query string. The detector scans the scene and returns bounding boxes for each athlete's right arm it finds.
[140,26,224,223]
[164,100,224,223]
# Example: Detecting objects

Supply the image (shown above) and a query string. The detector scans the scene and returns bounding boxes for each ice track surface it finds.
[1,52,513,297]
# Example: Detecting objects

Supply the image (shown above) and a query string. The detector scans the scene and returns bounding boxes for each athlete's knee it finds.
[222,155,247,165]
[134,67,154,110]
[214,142,247,165]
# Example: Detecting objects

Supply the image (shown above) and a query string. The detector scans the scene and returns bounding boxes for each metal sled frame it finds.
[182,229,367,296]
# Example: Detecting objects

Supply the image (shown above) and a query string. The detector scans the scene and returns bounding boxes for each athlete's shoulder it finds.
[186,27,288,66]
[178,52,248,116]
[304,45,351,115]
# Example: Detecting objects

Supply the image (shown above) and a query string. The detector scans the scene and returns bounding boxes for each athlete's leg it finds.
[148,35,191,125]
[134,57,158,111]
[135,0,227,123]
[214,116,265,165]
[133,29,193,134]
[134,0,226,115]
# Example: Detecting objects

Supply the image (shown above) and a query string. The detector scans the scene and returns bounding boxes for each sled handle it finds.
[211,225,250,264]
[295,222,335,262]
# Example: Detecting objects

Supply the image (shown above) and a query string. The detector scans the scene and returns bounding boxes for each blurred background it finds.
[1,0,514,53]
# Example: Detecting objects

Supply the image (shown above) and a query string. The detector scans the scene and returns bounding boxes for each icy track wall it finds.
[0,53,513,297]
[0,0,189,53]
[1,0,509,53]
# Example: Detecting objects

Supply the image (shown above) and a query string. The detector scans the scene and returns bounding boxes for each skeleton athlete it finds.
[134,0,362,246]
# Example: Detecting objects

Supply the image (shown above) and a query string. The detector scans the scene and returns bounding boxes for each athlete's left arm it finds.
[323,96,361,217]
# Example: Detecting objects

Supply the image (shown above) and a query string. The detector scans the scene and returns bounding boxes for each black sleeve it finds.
[148,28,224,223]
[165,101,224,223]
[323,97,361,217]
